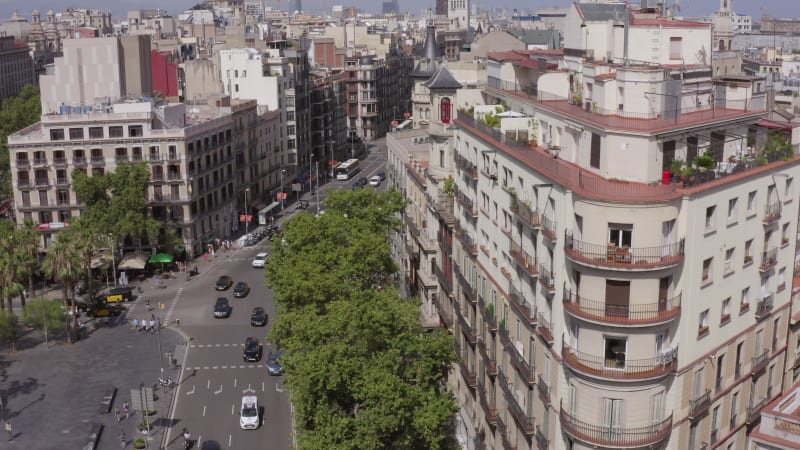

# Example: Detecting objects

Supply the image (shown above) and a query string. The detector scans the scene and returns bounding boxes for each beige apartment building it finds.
[392,2,800,450]
[7,36,282,256]
[0,36,36,104]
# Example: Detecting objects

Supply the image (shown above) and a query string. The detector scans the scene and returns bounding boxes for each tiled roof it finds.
[423,65,463,90]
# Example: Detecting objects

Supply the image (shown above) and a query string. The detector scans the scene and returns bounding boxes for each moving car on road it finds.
[215,275,233,291]
[250,307,268,327]
[368,175,381,187]
[251,252,268,268]
[213,298,231,318]
[243,337,262,362]
[239,396,260,430]
[267,349,284,375]
[232,282,250,298]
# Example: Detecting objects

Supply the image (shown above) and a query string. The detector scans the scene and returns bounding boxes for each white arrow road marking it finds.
[214,385,223,395]
[243,385,254,394]
[276,382,284,393]
[186,385,195,396]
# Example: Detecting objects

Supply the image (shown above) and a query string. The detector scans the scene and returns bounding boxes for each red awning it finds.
[757,118,800,131]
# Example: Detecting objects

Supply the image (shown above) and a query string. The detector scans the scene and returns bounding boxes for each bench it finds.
[82,423,103,450]
[98,386,117,414]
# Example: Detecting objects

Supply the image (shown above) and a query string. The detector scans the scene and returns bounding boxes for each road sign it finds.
[239,214,253,222]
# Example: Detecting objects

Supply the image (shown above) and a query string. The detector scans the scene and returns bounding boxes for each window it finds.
[735,342,743,377]
[773,318,781,352]
[741,287,750,313]
[688,422,697,449]
[778,267,787,292]
[602,398,622,435]
[744,239,753,265]
[669,37,683,59]
[747,191,757,215]
[69,127,84,139]
[608,224,632,248]
[721,298,731,324]
[49,128,65,141]
[786,177,793,200]
[728,198,738,223]
[724,248,734,274]
[699,309,710,336]
[731,391,738,426]
[88,126,104,139]
[711,405,720,436]
[109,126,123,138]
[705,205,716,231]
[440,97,451,124]
[782,223,790,246]
[590,133,601,168]
[702,258,713,284]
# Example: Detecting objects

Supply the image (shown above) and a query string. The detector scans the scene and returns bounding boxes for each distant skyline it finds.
[0,0,796,23]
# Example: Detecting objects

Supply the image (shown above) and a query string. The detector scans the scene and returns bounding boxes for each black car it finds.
[267,349,284,376]
[201,441,222,450]
[250,307,268,327]
[215,275,233,291]
[243,337,262,362]
[214,297,231,318]
[233,281,250,298]
[356,176,368,186]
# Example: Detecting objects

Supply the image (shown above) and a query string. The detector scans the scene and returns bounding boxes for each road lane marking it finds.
[276,382,284,393]
[262,382,265,392]
[202,406,206,417]
[186,385,195,396]
[234,378,237,388]
[214,385,223,395]
[229,435,232,448]
[207,379,211,389]
[231,404,235,415]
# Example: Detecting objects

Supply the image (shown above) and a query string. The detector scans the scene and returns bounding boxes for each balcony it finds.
[538,264,555,293]
[432,294,453,329]
[32,158,48,167]
[508,284,536,325]
[455,191,477,217]
[72,156,87,166]
[560,407,673,448]
[747,397,768,424]
[565,234,685,270]
[535,426,549,450]
[454,264,476,301]
[55,178,69,186]
[541,216,557,242]
[511,197,540,230]
[509,241,538,278]
[477,384,498,426]
[53,157,67,167]
[405,215,420,237]
[751,349,769,375]
[434,263,453,297]
[90,156,105,165]
[536,375,551,405]
[454,223,478,256]
[760,248,778,272]
[763,201,781,225]
[755,295,774,320]
[454,350,477,388]
[536,312,554,345]
[479,295,498,332]
[689,390,711,420]
[499,328,535,385]
[562,341,677,381]
[478,339,498,376]
[503,387,535,435]
[562,290,682,326]
[454,306,477,345]
[115,155,129,163]
[34,178,51,187]
[455,153,478,180]
[15,159,30,168]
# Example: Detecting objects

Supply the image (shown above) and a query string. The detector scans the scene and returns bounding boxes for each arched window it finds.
[440,97,452,124]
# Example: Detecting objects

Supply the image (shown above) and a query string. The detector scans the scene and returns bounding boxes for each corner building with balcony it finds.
[443,2,800,450]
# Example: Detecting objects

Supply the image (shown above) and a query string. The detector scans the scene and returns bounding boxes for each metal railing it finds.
[756,295,774,320]
[752,349,769,374]
[764,202,782,224]
[562,340,677,380]
[456,191,477,216]
[538,264,555,292]
[760,248,778,272]
[511,198,540,229]
[690,390,711,418]
[747,398,768,424]
[565,234,685,269]
[560,405,673,448]
[541,215,557,241]
[536,312,554,344]
[503,387,535,435]
[455,153,478,179]
[509,241,538,277]
[562,290,682,325]
[508,284,536,324]
[454,223,477,255]
[434,263,453,296]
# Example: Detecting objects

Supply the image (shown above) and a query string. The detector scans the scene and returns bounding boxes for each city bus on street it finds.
[335,159,361,180]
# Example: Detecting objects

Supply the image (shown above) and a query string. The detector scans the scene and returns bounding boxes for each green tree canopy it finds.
[23,298,67,337]
[72,162,161,247]
[0,84,41,197]
[265,189,457,449]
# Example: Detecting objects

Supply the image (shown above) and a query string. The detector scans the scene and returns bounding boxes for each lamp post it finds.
[244,188,250,237]
[315,160,320,216]
[309,154,314,196]
[280,169,286,211]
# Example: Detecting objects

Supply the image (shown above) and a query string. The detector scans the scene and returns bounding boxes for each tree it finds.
[42,223,87,343]
[0,84,41,197]
[0,309,20,353]
[72,162,161,250]
[23,298,66,343]
[0,221,24,311]
[266,189,457,449]
[15,218,41,310]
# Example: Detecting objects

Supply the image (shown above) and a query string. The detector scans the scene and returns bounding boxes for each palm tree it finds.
[0,222,24,311]
[14,218,41,310]
[42,226,84,343]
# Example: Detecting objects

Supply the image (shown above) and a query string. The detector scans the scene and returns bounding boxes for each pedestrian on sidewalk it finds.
[132,318,139,331]
[123,401,129,420]
[119,430,126,448]
[5,421,12,441]
[149,319,156,333]
[115,407,121,422]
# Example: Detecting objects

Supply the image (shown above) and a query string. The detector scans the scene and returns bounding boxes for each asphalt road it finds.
[163,142,388,450]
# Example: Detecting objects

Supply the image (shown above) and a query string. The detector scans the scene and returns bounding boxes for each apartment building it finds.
[394,2,800,450]
[7,36,280,256]
[0,36,36,105]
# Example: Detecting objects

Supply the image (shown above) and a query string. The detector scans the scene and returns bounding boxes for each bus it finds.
[335,159,361,180]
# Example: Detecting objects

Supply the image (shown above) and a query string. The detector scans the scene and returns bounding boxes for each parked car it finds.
[201,441,222,450]
[368,175,381,187]
[215,275,233,291]
[89,303,123,318]
[243,337,262,362]
[239,395,260,430]
[377,170,386,181]
[213,298,231,318]
[233,282,250,298]
[250,307,268,327]
[106,286,133,303]
[267,349,284,375]
[251,252,268,268]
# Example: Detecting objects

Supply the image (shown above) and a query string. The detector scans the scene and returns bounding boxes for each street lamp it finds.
[280,169,286,211]
[244,188,251,237]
